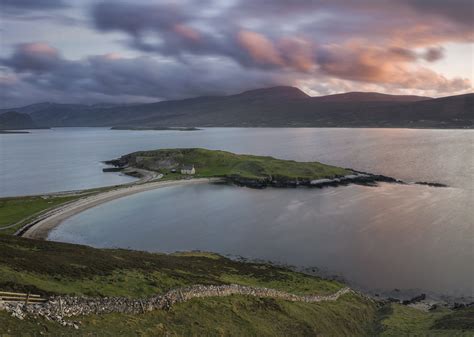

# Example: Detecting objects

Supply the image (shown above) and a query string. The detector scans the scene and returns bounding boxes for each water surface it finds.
[1,127,472,196]
[2,127,473,298]
[50,182,473,298]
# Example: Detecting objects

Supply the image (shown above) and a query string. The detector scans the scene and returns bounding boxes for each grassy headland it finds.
[108,148,352,186]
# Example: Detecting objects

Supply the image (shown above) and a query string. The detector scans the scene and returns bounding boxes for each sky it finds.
[0,0,473,108]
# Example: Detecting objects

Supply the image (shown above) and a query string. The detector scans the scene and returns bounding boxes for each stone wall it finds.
[2,284,354,328]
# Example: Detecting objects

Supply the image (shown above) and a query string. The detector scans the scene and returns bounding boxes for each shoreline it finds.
[10,174,465,307]
[19,178,223,240]
[15,169,447,239]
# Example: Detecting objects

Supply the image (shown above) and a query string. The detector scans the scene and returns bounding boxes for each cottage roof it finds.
[182,164,194,170]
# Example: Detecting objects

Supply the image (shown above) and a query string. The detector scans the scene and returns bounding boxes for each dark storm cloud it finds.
[0,42,288,107]
[402,0,474,25]
[87,0,471,91]
[1,0,471,107]
[230,0,474,25]
[92,2,190,36]
[90,0,473,62]
[423,47,445,62]
[2,43,62,72]
[91,2,297,70]
[0,0,68,11]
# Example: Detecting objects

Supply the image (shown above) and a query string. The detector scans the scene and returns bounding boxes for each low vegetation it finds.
[1,234,471,336]
[0,235,342,298]
[0,234,379,336]
[375,303,474,337]
[113,148,350,181]
[0,294,378,336]
[0,195,80,235]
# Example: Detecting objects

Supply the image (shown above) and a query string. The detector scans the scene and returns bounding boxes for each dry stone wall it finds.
[2,284,354,328]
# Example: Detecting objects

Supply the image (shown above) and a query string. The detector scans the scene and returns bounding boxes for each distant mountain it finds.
[235,86,310,100]
[2,87,473,128]
[312,92,431,103]
[0,111,39,130]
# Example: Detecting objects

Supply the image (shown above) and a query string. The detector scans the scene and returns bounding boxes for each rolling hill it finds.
[0,111,39,130]
[2,87,472,128]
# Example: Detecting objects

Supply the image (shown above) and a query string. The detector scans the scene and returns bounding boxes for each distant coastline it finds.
[0,130,30,134]
[3,87,472,129]
[110,126,201,131]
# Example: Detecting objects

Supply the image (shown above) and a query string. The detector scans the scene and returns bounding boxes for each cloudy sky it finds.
[0,0,473,107]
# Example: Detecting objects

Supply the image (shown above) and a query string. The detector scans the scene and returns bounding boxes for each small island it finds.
[105,148,401,188]
[0,130,30,134]
[110,126,201,131]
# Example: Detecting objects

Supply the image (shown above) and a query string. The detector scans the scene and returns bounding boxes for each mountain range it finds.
[1,87,473,129]
[0,111,39,130]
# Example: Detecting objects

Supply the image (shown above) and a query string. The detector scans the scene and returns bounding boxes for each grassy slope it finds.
[1,235,471,336]
[0,235,342,297]
[0,294,377,336]
[0,195,80,235]
[0,234,380,336]
[376,304,474,337]
[123,148,350,180]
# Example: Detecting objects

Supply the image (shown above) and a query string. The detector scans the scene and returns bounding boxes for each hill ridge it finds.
[1,87,472,128]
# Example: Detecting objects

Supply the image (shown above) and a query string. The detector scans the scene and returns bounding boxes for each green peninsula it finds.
[108,148,353,186]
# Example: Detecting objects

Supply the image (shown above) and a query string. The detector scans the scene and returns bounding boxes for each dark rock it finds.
[387,297,401,303]
[402,293,426,305]
[102,167,124,172]
[415,181,448,187]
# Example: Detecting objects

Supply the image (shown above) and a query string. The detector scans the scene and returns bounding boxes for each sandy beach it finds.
[20,178,222,240]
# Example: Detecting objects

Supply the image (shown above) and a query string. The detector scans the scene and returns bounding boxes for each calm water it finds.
[1,127,473,196]
[2,127,473,297]
[50,182,473,298]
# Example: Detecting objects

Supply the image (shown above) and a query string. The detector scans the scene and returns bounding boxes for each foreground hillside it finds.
[0,234,472,336]
[3,87,473,128]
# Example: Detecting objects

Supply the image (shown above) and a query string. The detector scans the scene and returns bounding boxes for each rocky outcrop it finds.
[402,293,426,305]
[414,181,448,187]
[2,285,353,328]
[227,171,448,189]
[228,171,403,189]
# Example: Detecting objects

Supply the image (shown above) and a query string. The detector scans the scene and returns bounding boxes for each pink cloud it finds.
[172,24,201,42]
[237,30,284,66]
[278,38,315,72]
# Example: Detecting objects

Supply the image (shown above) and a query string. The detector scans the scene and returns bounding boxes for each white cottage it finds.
[181,164,195,175]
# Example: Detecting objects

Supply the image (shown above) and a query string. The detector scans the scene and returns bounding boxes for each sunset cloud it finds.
[0,0,472,106]
[3,42,61,72]
[237,31,284,66]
